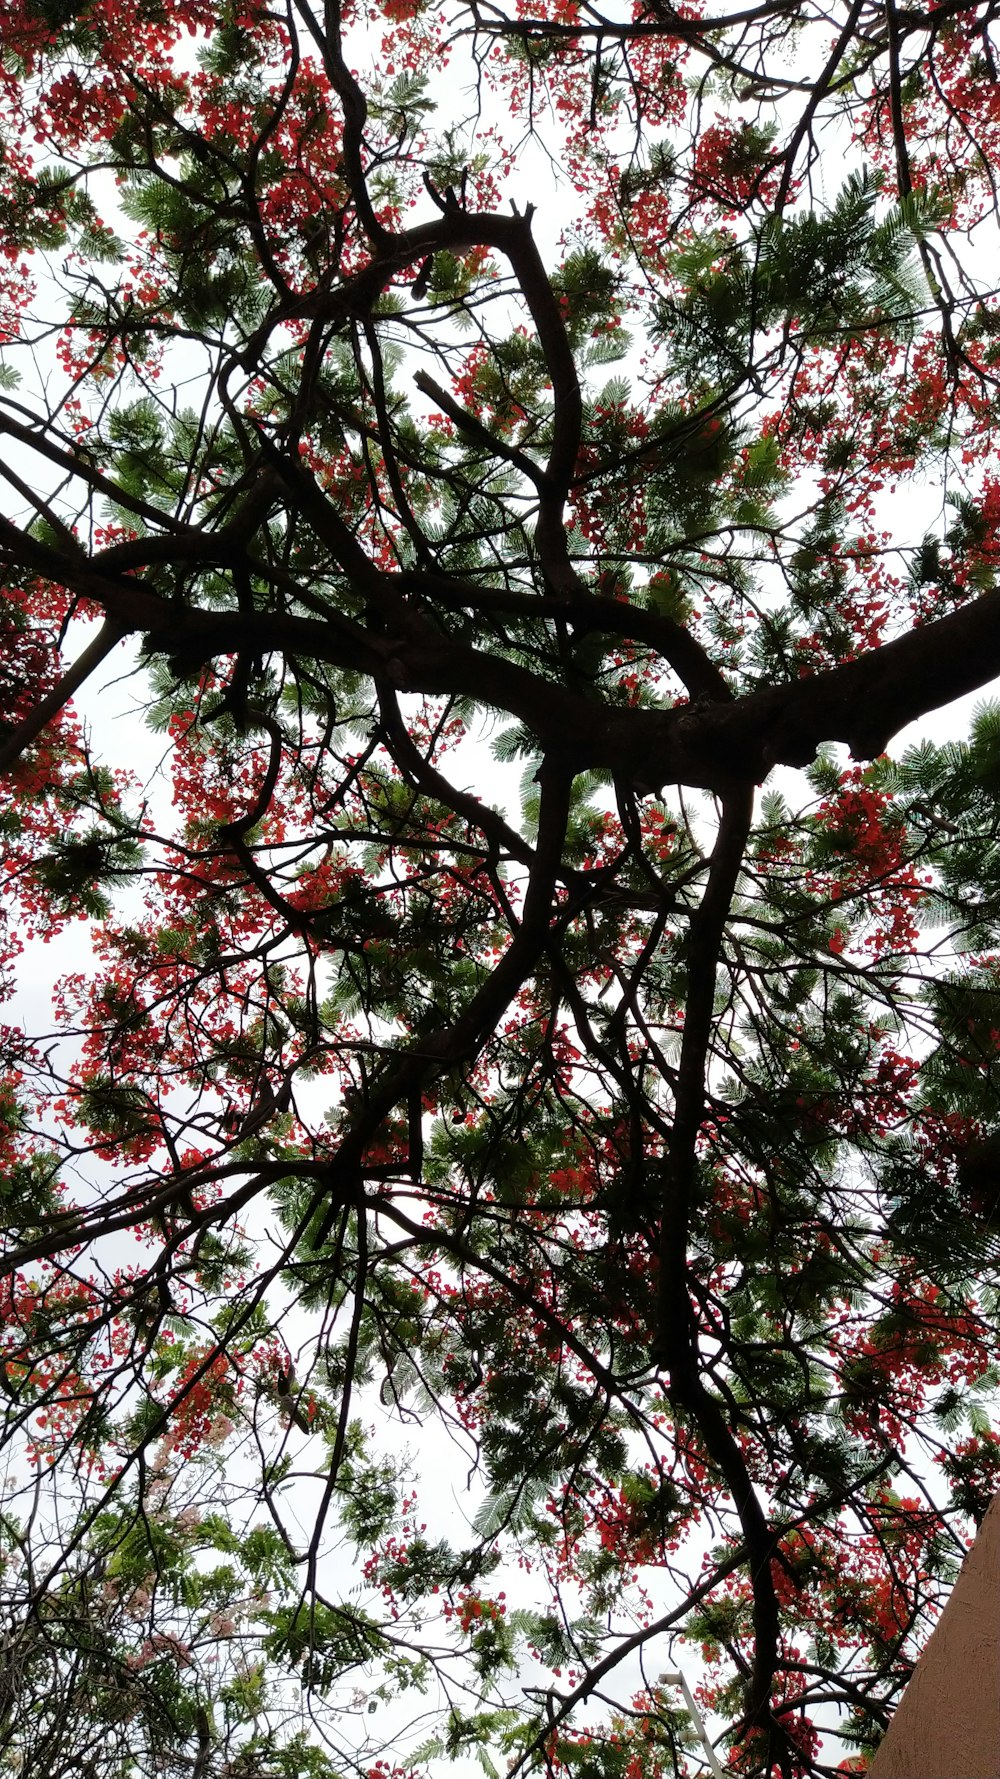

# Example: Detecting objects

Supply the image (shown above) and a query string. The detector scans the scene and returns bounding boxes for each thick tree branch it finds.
[652,788,784,1747]
[6,507,1000,791]
[0,619,124,774]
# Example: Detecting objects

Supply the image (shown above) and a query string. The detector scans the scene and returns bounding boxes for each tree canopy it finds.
[2,0,1000,1773]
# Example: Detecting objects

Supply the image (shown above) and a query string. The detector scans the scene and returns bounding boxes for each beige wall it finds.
[867,1488,1000,1778]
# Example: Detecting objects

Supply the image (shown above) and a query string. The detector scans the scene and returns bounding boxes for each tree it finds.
[1,0,1000,1771]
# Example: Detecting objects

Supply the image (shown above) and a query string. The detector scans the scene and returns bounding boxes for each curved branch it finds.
[653,788,786,1747]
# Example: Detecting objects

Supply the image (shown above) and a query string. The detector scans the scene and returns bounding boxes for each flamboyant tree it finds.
[1,0,1000,1773]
